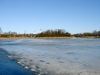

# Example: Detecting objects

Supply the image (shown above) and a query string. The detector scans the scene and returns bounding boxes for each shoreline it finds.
[0,48,39,75]
[0,37,33,41]
[35,36,76,39]
[0,36,100,40]
[0,37,75,40]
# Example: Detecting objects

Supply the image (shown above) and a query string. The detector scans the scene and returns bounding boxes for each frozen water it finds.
[0,38,100,75]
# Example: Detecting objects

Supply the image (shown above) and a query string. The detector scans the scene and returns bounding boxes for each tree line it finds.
[37,30,100,38]
[36,29,71,37]
[0,28,34,38]
[0,27,100,38]
[74,30,100,37]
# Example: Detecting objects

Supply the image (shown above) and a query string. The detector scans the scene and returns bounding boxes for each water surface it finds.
[0,38,100,75]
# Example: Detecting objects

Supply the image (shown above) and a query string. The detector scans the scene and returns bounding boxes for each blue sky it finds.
[0,0,100,34]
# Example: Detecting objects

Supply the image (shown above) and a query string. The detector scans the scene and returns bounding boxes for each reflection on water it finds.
[0,38,100,75]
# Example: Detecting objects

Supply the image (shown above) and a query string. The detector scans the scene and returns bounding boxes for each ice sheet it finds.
[0,38,100,75]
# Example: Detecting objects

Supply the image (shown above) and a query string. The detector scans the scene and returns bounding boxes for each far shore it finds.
[0,36,100,40]
[35,36,76,39]
[0,37,30,40]
[35,36,100,39]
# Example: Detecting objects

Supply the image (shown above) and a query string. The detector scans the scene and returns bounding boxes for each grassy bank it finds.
[79,36,100,38]
[35,36,76,39]
[0,36,100,40]
[0,37,32,40]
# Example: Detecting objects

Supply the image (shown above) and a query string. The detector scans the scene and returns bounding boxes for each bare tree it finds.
[0,27,2,33]
[0,27,2,37]
[92,30,98,36]
[98,31,100,36]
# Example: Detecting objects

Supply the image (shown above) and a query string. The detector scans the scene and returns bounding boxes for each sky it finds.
[0,0,100,34]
